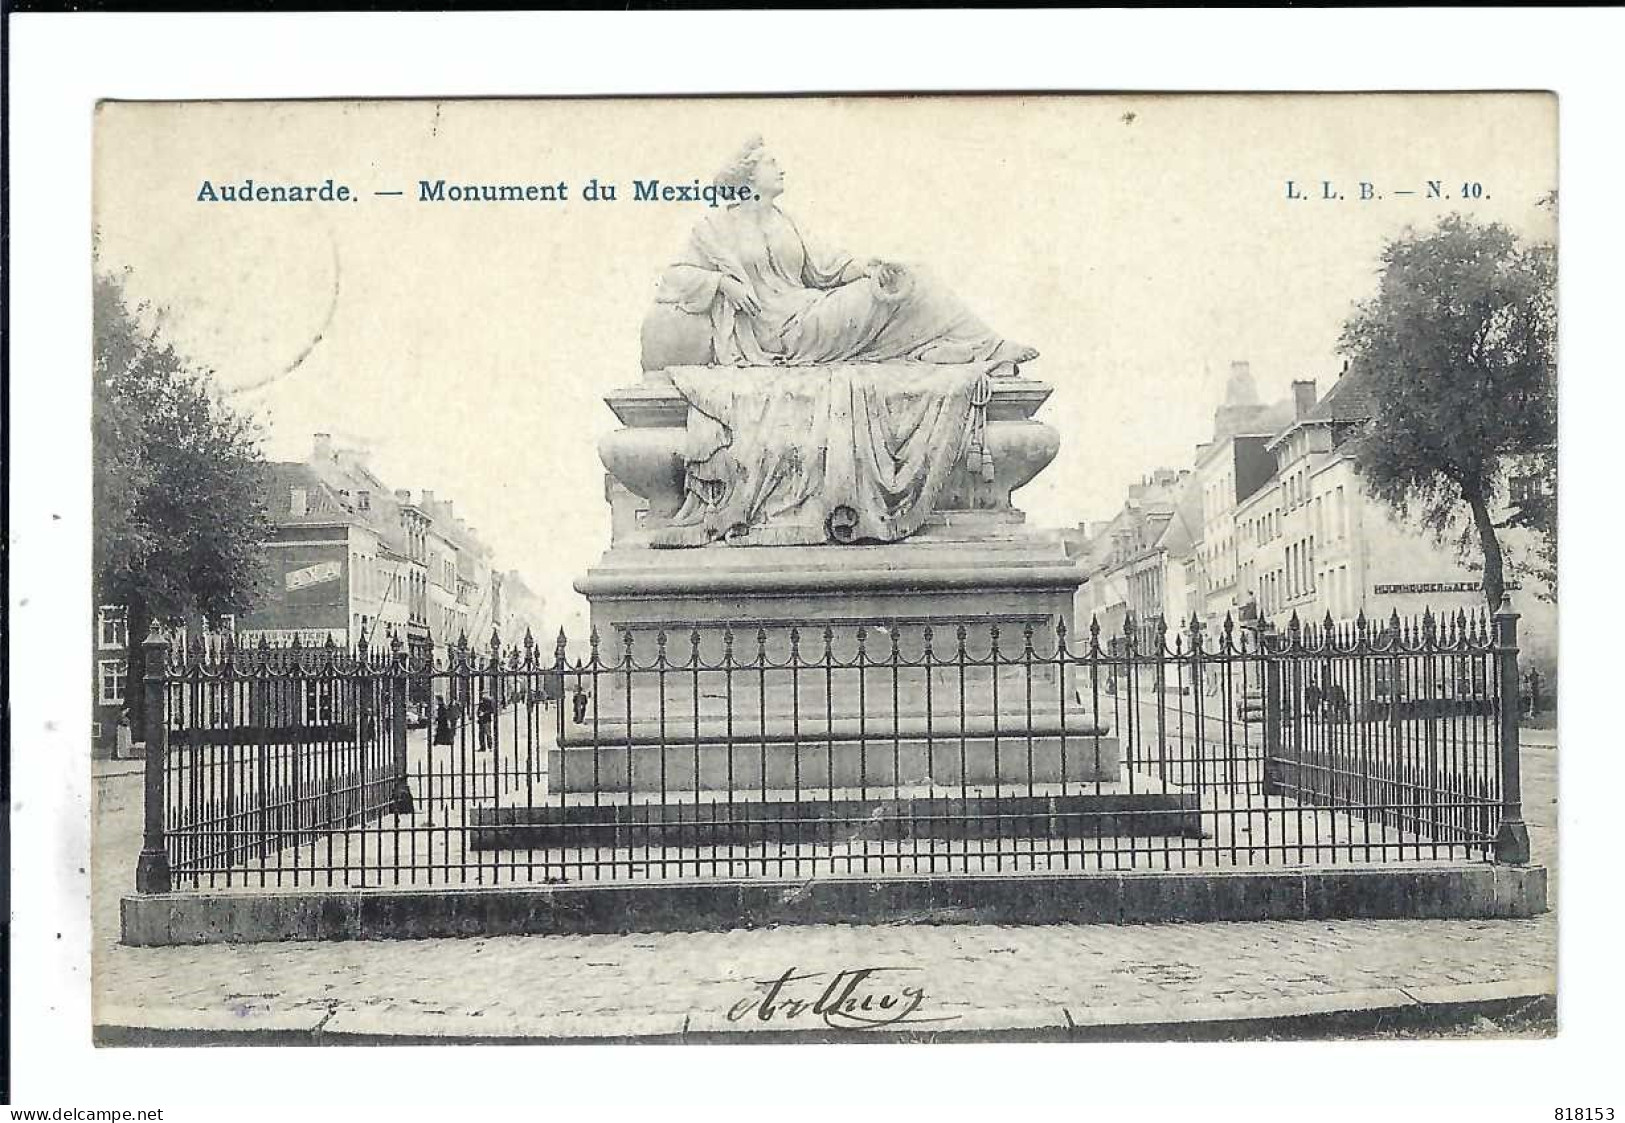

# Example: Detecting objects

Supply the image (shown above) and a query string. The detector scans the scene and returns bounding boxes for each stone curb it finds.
[122,865,1549,945]
[92,976,1556,1046]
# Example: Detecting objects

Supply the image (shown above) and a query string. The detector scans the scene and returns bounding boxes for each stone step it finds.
[468,785,1200,850]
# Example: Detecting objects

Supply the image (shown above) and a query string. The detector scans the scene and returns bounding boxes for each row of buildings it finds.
[1070,361,1556,678]
[92,433,549,755]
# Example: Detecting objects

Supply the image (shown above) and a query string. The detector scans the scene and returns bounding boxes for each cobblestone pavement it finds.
[91,740,1557,1041]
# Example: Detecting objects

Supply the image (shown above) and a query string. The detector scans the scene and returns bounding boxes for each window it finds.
[357,489,372,511]
[290,487,308,517]
[302,680,338,725]
[97,658,127,706]
[1510,474,1547,508]
[97,605,127,650]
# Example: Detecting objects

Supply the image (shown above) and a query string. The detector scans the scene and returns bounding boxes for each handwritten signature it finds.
[727,966,961,1031]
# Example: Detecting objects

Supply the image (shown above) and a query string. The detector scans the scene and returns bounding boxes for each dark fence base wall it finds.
[468,791,1202,849]
[121,864,1547,946]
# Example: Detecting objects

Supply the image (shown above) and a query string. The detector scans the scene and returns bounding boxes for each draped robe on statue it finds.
[650,364,989,548]
[646,204,1016,547]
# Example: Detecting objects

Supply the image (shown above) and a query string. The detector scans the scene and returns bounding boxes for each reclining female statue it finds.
[637,138,1041,547]
[652,137,1037,370]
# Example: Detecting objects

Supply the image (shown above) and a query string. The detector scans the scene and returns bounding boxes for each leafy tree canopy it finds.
[1340,214,1556,608]
[94,271,271,674]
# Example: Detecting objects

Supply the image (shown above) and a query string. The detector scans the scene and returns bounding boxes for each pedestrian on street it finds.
[571,684,589,725]
[477,694,495,752]
[1303,675,1323,721]
[433,697,455,747]
[1325,681,1348,722]
[115,706,133,759]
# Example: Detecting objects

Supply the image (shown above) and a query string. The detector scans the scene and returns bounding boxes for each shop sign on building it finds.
[285,561,343,591]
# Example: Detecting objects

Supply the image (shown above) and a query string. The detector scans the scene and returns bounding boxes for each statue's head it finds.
[715,135,784,200]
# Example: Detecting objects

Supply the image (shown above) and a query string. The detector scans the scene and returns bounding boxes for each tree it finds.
[94,271,272,728]
[1339,215,1556,610]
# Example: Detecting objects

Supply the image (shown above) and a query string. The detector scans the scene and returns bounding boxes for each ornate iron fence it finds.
[132,603,1531,894]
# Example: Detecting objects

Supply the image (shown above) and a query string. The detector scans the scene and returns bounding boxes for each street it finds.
[91,733,1557,1041]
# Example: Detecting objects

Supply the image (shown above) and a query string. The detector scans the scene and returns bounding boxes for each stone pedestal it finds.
[561,524,1113,792]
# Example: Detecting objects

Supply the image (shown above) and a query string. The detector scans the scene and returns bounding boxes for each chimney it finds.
[313,432,333,462]
[1223,361,1260,407]
[420,489,436,509]
[1292,380,1318,419]
[394,489,410,503]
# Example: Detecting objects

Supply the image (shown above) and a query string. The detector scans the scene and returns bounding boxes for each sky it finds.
[93,94,1557,634]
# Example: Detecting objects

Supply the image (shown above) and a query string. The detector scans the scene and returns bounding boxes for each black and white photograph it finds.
[86,90,1558,1038]
[7,9,1623,1118]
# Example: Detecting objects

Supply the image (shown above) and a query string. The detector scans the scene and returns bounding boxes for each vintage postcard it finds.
[88,92,1557,1047]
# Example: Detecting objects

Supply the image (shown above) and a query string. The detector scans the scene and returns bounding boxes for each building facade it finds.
[1075,361,1554,691]
[96,432,540,757]
[1073,469,1193,652]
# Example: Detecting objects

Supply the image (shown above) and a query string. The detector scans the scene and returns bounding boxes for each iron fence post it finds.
[1260,622,1284,797]
[1493,597,1530,864]
[389,638,415,816]
[134,624,171,893]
